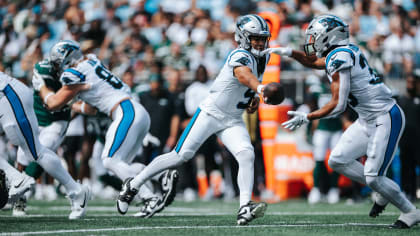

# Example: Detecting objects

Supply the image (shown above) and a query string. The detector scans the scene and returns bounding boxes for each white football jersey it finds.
[59,55,131,115]
[325,44,395,121]
[199,48,269,123]
[0,71,14,90]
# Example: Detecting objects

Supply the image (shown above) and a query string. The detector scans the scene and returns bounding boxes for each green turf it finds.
[1,198,419,235]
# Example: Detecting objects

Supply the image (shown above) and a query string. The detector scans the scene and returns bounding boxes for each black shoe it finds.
[369,202,387,218]
[389,220,410,229]
[133,196,165,218]
[160,170,179,207]
[117,178,138,215]
[237,201,267,225]
[0,170,8,209]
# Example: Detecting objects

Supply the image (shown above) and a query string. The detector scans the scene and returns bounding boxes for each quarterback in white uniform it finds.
[268,14,420,228]
[117,14,272,225]
[0,71,89,219]
[35,40,178,218]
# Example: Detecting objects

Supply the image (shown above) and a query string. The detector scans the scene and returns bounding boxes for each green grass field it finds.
[1,198,419,235]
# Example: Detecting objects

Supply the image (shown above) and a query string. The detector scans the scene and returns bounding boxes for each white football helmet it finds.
[49,40,83,72]
[304,14,349,58]
[235,14,271,57]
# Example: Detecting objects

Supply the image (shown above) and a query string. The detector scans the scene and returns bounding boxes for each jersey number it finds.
[95,65,123,89]
[359,54,383,85]
[348,93,358,107]
[236,89,255,109]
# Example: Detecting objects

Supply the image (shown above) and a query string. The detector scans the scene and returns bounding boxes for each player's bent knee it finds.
[177,150,194,162]
[328,157,341,170]
[365,176,380,189]
[102,157,116,169]
[328,149,347,170]
[236,149,255,163]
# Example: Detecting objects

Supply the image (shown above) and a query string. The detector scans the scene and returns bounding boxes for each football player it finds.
[117,14,276,225]
[13,55,72,216]
[34,40,177,218]
[0,71,89,219]
[268,14,420,228]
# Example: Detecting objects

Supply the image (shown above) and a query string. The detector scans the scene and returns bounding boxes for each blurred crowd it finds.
[0,0,419,202]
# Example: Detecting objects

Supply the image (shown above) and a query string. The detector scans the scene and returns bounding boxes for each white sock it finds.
[0,157,24,182]
[37,148,81,194]
[374,191,389,206]
[126,162,155,199]
[131,150,184,190]
[102,158,155,199]
[130,162,146,175]
[234,150,254,207]
[366,176,415,213]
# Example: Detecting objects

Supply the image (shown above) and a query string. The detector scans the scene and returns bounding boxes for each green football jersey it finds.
[33,59,71,126]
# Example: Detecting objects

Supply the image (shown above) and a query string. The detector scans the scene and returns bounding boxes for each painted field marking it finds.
[0,223,391,235]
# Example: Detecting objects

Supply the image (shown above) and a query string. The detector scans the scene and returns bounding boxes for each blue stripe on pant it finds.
[379,105,403,176]
[108,100,134,157]
[175,108,201,153]
[3,85,38,160]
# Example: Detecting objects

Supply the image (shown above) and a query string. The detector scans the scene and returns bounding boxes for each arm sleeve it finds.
[324,68,350,119]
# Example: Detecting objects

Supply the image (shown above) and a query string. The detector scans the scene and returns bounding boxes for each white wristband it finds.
[257,85,265,94]
[80,102,86,114]
[43,92,54,105]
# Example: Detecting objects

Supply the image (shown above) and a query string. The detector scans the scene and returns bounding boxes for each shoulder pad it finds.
[60,68,86,85]
[326,49,354,75]
[228,50,254,68]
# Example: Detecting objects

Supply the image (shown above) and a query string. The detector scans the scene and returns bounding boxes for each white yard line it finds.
[0,223,390,235]
[0,209,399,217]
[0,211,399,218]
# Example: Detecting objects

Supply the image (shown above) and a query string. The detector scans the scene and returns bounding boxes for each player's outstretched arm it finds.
[233,66,262,94]
[282,69,350,130]
[39,84,89,111]
[308,69,350,120]
[264,47,325,69]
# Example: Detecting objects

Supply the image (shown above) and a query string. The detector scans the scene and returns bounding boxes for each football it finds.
[263,82,285,105]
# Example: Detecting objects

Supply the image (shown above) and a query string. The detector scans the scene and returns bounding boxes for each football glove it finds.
[32,73,45,91]
[282,111,309,130]
[262,47,292,56]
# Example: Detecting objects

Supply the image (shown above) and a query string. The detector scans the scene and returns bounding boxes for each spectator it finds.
[382,15,415,79]
[397,69,420,201]
[139,72,178,163]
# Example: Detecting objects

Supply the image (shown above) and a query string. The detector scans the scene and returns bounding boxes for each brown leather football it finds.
[263,82,285,105]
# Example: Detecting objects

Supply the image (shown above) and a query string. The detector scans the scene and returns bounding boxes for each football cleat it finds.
[68,185,91,220]
[8,174,35,204]
[0,170,9,209]
[12,196,27,216]
[237,201,267,225]
[369,202,387,218]
[389,209,420,229]
[117,177,138,215]
[133,196,165,218]
[389,220,409,229]
[160,170,179,207]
